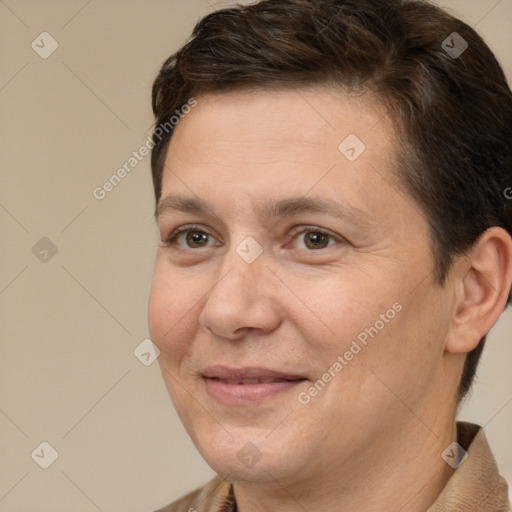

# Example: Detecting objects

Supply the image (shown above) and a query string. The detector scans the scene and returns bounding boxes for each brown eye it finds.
[163,224,220,249]
[289,227,338,250]
[303,232,330,249]
[185,231,210,248]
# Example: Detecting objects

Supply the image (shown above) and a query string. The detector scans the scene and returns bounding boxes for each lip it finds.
[202,366,307,405]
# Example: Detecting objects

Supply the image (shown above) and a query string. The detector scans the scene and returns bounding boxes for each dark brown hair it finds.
[151,0,512,402]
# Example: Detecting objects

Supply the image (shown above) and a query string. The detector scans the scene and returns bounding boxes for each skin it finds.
[148,87,512,512]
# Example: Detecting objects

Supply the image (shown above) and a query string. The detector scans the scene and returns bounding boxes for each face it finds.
[148,87,458,487]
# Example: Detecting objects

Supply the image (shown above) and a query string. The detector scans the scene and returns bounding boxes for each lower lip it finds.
[203,378,305,405]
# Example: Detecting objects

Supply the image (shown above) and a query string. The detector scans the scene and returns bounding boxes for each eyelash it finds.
[162,224,341,250]
[162,224,217,248]
[288,225,340,248]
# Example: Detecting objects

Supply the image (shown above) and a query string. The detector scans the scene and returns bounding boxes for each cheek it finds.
[347,284,451,410]
[297,275,415,394]
[297,276,391,358]
[148,259,199,363]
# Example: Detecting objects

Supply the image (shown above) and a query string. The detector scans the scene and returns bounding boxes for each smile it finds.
[202,366,307,405]
[214,377,297,384]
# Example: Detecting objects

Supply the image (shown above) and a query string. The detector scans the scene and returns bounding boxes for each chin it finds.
[189,424,314,485]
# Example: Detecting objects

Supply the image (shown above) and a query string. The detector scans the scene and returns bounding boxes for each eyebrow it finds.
[156,194,373,228]
[155,195,212,218]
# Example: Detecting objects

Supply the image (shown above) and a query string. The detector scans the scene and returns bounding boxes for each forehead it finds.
[159,87,409,223]
[169,87,390,153]
[165,88,395,174]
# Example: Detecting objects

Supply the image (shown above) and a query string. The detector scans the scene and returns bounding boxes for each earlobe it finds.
[446,227,512,355]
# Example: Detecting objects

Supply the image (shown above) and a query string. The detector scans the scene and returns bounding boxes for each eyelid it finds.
[162,224,220,247]
[161,223,345,250]
[288,225,343,243]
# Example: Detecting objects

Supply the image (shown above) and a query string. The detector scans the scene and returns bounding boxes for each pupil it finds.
[188,231,207,247]
[306,232,327,249]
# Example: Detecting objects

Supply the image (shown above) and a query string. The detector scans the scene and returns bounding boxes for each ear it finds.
[446,227,512,355]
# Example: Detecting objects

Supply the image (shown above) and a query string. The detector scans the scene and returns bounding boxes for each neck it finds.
[233,415,458,512]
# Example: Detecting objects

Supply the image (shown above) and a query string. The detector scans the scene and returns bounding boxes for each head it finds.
[148,0,512,487]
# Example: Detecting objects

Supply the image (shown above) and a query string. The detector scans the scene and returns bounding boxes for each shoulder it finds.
[153,476,234,512]
[426,422,510,512]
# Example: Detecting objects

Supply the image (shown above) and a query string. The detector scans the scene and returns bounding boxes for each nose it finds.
[198,249,282,340]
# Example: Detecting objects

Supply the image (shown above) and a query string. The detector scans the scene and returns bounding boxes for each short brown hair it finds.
[151,0,512,402]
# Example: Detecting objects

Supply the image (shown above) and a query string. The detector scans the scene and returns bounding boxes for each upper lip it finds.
[202,366,306,382]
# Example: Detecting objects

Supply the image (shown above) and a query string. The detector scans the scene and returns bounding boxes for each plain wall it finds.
[0,1,511,510]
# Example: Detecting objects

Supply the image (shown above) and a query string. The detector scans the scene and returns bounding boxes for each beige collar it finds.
[157,422,510,512]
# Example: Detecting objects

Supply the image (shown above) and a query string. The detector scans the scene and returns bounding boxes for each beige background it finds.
[0,1,511,511]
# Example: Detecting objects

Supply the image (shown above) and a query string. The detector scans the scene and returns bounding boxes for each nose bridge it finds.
[213,234,268,296]
[199,240,281,338]
[215,253,254,299]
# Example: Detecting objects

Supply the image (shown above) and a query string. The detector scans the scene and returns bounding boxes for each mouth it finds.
[201,366,307,405]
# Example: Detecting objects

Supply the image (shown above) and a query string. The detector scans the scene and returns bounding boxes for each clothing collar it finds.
[162,421,509,512]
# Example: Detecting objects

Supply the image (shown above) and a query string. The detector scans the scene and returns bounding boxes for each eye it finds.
[290,226,340,250]
[163,225,219,249]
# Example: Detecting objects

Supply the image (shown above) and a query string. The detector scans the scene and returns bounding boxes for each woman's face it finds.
[148,88,456,486]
